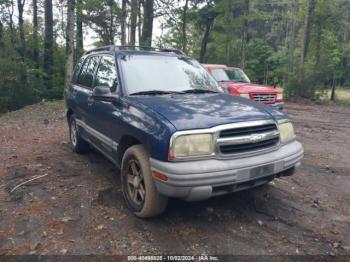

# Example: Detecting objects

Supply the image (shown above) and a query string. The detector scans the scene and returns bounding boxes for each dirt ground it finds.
[0,100,350,256]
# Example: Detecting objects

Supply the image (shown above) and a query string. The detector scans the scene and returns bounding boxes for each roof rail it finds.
[84,45,115,55]
[84,45,186,56]
[117,46,185,55]
[159,48,185,55]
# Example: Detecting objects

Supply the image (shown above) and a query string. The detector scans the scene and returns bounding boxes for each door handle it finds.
[87,96,94,106]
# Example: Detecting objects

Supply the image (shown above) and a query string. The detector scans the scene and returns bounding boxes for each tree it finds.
[76,0,84,59]
[17,0,26,59]
[0,20,3,47]
[121,0,127,45]
[198,2,219,63]
[287,0,298,89]
[130,0,138,45]
[140,0,154,46]
[299,0,317,84]
[181,0,189,52]
[32,0,39,68]
[43,0,54,90]
[4,0,16,46]
[240,0,249,69]
[83,0,120,45]
[65,0,75,88]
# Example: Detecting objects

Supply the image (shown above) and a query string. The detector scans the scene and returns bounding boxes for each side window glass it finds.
[94,56,118,91]
[77,56,100,88]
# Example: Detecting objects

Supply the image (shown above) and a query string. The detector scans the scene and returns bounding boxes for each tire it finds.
[69,115,89,154]
[121,145,168,218]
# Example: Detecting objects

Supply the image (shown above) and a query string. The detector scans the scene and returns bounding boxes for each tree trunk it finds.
[33,0,39,68]
[199,17,215,63]
[138,0,142,43]
[330,74,336,101]
[130,0,138,46]
[43,0,54,90]
[315,20,322,68]
[287,0,298,89]
[224,0,233,65]
[17,0,26,60]
[7,0,16,46]
[65,0,75,89]
[299,0,316,84]
[240,0,249,69]
[181,0,189,52]
[0,20,3,47]
[121,0,127,46]
[108,0,114,44]
[140,0,154,46]
[76,0,84,60]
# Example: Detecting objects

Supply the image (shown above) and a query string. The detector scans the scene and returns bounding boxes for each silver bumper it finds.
[150,140,303,201]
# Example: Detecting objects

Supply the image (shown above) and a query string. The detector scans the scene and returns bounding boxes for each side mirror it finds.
[92,86,119,103]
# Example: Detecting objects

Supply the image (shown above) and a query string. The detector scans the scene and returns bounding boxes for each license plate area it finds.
[249,164,274,179]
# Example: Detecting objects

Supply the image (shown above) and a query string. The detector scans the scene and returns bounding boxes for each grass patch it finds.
[0,100,65,124]
[317,88,350,106]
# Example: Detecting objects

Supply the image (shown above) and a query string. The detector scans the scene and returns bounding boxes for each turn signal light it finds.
[152,171,168,182]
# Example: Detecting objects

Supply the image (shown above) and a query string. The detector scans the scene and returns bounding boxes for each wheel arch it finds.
[66,108,74,123]
[117,135,143,167]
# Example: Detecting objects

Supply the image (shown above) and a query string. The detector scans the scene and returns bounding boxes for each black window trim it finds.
[93,53,119,93]
[71,57,85,84]
[75,55,101,90]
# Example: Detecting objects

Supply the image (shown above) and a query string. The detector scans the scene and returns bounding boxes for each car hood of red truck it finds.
[220,82,279,94]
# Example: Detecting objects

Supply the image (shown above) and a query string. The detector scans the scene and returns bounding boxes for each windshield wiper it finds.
[180,89,220,94]
[129,90,180,96]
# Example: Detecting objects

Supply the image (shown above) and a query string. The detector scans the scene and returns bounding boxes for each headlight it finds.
[278,122,295,143]
[240,93,250,99]
[277,93,283,101]
[170,134,214,159]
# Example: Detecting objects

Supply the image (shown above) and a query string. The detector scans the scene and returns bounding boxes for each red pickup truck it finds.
[203,64,284,110]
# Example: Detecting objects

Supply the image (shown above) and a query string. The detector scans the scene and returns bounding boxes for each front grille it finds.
[217,123,279,155]
[252,93,276,103]
[219,124,277,138]
[220,137,279,154]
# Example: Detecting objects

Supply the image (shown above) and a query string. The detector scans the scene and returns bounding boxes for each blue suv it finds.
[65,46,304,218]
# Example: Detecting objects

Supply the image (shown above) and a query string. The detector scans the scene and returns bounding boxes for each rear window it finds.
[77,56,100,88]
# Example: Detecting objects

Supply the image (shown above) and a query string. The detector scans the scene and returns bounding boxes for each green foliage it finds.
[0,20,65,113]
[158,0,350,101]
[1,0,350,113]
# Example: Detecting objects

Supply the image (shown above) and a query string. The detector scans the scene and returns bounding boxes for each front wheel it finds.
[69,115,89,154]
[121,145,168,218]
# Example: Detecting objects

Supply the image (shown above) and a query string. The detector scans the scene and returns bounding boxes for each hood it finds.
[129,93,281,131]
[221,82,279,94]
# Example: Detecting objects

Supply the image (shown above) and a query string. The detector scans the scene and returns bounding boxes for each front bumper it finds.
[150,140,303,201]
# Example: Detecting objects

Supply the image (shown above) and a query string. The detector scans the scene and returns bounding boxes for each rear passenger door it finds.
[72,55,100,124]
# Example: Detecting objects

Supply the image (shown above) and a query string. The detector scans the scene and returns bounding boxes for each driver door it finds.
[87,55,122,162]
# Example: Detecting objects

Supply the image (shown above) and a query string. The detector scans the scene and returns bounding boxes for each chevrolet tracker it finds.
[65,46,304,218]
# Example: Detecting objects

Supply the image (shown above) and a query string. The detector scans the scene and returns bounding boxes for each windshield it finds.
[120,55,220,95]
[211,68,251,83]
